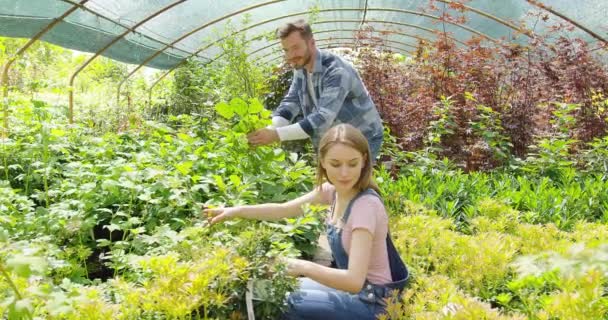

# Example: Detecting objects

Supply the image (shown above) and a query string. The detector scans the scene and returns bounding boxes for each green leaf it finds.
[177,132,195,144]
[229,174,241,187]
[213,175,226,192]
[50,128,66,137]
[230,98,248,117]
[289,152,298,164]
[215,101,234,119]
[104,223,121,233]
[176,161,194,176]
[0,227,8,242]
[248,98,264,114]
[6,256,48,277]
[260,109,272,118]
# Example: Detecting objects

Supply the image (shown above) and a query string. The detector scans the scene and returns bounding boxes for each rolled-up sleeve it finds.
[297,67,351,136]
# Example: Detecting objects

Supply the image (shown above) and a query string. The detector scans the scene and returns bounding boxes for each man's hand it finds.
[247,128,279,146]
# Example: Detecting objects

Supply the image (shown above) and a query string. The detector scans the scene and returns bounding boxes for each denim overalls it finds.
[282,188,409,320]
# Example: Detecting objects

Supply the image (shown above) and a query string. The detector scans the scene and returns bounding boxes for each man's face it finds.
[281,31,314,69]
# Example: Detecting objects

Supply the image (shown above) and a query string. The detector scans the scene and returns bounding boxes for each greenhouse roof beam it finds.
[228,27,421,65]
[180,2,516,65]
[315,20,467,46]
[2,0,87,137]
[68,0,188,124]
[258,36,417,66]
[59,0,198,59]
[524,0,607,45]
[147,14,444,94]
[435,0,531,37]
[162,6,496,71]
[243,8,498,61]
[314,28,427,44]
[148,5,487,94]
[259,42,414,66]
[147,3,533,105]
[359,0,369,29]
[116,0,286,106]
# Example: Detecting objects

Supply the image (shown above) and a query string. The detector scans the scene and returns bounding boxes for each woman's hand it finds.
[203,207,241,225]
[283,258,311,277]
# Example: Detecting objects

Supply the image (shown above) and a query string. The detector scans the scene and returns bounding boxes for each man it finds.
[247,19,385,161]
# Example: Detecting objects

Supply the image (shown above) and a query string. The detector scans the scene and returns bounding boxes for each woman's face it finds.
[321,143,365,192]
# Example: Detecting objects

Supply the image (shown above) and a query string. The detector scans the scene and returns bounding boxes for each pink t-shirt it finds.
[319,183,392,285]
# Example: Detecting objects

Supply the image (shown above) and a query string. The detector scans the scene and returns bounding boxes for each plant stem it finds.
[0,263,34,320]
[0,264,22,300]
[2,138,7,181]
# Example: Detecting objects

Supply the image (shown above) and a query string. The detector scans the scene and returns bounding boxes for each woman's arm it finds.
[204,187,325,224]
[287,228,373,293]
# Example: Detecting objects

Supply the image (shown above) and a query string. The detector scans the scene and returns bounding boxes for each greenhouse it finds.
[1,0,608,319]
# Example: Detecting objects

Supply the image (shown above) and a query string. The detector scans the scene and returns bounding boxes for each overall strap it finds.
[340,188,379,224]
[343,188,410,289]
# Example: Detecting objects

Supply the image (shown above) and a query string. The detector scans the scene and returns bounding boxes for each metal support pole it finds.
[1,1,87,137]
[68,0,186,124]
[524,0,607,45]
[118,0,285,109]
[146,6,496,105]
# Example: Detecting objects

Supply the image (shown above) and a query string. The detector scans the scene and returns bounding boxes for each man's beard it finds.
[292,47,312,69]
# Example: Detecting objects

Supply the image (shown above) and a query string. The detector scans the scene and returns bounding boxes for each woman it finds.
[204,124,408,319]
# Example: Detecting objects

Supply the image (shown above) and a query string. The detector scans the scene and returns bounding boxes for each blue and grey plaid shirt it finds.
[273,49,384,152]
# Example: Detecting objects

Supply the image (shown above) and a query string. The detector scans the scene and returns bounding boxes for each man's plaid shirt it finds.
[273,49,383,149]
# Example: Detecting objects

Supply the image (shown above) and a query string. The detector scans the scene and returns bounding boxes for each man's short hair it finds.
[276,19,313,40]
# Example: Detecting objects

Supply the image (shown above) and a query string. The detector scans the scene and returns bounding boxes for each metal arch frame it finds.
[319,42,413,55]
[59,0,201,60]
[165,1,520,68]
[146,0,508,99]
[435,0,531,37]
[260,42,414,66]
[314,28,426,44]
[145,16,451,99]
[258,36,417,66]
[257,30,420,65]
[315,19,467,46]
[524,0,607,45]
[321,43,413,56]
[1,0,88,137]
[332,8,498,41]
[227,27,420,65]
[68,0,188,124]
[242,8,498,63]
[147,3,528,107]
[262,42,415,65]
[116,0,286,106]
[318,37,417,50]
[359,0,369,29]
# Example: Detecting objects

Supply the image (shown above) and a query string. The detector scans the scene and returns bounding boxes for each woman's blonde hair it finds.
[316,124,380,194]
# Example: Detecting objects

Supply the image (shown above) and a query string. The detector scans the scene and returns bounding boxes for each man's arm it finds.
[248,72,306,146]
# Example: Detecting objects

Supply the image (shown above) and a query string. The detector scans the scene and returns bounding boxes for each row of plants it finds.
[3,95,608,318]
[1,97,322,318]
[380,199,608,319]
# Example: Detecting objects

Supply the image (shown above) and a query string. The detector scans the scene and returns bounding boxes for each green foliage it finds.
[214,97,271,133]
[426,96,457,152]
[161,59,216,117]
[520,103,579,180]
[384,210,608,319]
[509,245,608,319]
[2,97,319,318]
[469,101,513,165]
